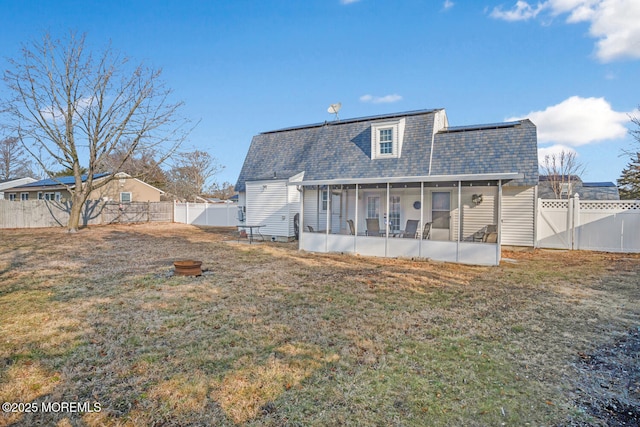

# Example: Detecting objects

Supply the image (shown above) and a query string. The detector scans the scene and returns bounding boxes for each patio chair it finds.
[473,224,497,242]
[366,218,383,236]
[399,219,419,238]
[483,224,497,243]
[347,219,355,235]
[422,222,432,239]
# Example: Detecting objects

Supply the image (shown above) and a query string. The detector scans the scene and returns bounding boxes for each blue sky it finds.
[1,0,639,186]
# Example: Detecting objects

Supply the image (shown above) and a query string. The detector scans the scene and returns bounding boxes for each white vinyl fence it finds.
[537,195,640,253]
[0,200,173,228]
[173,202,239,227]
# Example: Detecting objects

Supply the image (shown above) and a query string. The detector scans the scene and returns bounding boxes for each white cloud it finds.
[490,0,640,61]
[340,0,361,4]
[443,0,455,10]
[537,144,578,165]
[359,94,403,104]
[507,96,630,145]
[490,0,547,21]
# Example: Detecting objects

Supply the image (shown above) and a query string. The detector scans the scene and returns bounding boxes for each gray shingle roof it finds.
[235,109,538,192]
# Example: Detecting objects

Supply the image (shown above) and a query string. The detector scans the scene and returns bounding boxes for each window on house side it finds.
[120,192,132,203]
[321,189,328,211]
[20,193,29,201]
[379,128,393,155]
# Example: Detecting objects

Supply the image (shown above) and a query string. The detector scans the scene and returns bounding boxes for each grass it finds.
[0,223,638,426]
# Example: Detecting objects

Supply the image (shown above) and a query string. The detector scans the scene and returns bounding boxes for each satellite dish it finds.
[327,102,341,121]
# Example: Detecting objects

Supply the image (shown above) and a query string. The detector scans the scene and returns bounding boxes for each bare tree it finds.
[98,145,168,190]
[206,181,236,200]
[0,135,35,180]
[2,32,190,231]
[168,150,223,201]
[540,149,585,199]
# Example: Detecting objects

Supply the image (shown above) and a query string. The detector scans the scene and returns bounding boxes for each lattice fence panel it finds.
[580,201,640,211]
[541,200,569,210]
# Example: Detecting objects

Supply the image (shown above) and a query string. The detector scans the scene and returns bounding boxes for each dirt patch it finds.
[565,328,640,426]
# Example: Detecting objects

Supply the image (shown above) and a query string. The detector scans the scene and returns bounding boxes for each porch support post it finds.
[316,185,320,232]
[497,180,503,264]
[299,185,304,251]
[354,184,359,253]
[456,181,461,263]
[385,182,390,257]
[326,186,330,253]
[419,181,424,258]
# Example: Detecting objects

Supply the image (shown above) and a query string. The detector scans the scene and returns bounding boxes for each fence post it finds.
[572,194,580,250]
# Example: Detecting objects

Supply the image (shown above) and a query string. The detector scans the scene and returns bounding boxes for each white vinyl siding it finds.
[461,187,498,240]
[287,182,301,237]
[501,186,535,246]
[246,179,300,239]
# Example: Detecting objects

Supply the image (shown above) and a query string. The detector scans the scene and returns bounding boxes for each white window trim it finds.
[320,189,328,212]
[371,118,406,159]
[20,192,29,201]
[120,192,132,203]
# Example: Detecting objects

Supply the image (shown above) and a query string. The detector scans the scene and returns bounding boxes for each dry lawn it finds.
[0,223,638,426]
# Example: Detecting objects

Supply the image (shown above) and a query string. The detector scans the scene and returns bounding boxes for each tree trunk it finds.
[67,192,85,232]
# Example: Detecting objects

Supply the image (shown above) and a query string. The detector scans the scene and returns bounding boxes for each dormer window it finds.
[379,128,393,154]
[371,119,405,159]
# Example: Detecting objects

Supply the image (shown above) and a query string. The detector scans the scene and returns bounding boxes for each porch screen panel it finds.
[432,192,450,229]
[390,196,400,232]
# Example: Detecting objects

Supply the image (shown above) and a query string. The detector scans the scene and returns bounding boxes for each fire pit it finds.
[173,260,203,277]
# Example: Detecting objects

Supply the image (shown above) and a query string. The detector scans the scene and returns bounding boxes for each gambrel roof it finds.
[236,109,538,192]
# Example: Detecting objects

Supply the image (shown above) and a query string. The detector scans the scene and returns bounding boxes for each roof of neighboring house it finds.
[580,182,619,200]
[14,173,110,189]
[5,172,164,194]
[537,176,620,200]
[0,177,37,192]
[235,109,538,192]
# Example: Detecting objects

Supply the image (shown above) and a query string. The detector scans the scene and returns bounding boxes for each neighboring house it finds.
[0,177,36,200]
[3,172,164,202]
[538,175,620,200]
[236,108,538,265]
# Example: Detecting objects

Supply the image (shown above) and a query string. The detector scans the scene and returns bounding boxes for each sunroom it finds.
[294,172,523,266]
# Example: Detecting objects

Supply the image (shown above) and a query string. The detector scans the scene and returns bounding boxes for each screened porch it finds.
[295,174,521,266]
